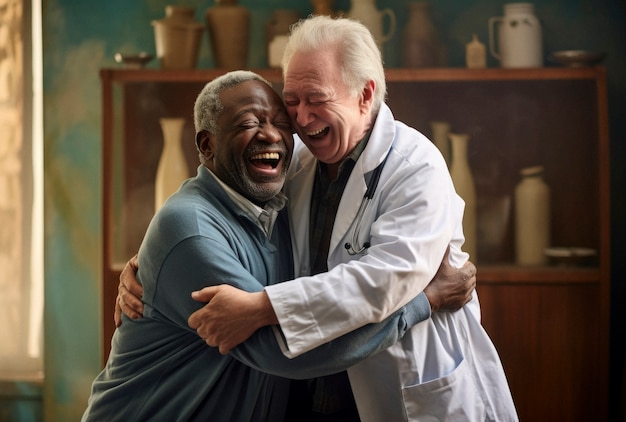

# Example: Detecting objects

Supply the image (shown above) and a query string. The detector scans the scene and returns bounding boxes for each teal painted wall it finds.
[42,0,626,420]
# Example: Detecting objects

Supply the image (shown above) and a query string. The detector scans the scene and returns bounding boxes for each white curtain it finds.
[0,0,43,380]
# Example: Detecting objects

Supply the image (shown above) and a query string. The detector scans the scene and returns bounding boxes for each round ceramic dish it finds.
[545,247,597,266]
[114,52,154,69]
[548,50,606,67]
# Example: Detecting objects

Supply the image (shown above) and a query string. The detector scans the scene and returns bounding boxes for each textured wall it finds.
[42,0,626,420]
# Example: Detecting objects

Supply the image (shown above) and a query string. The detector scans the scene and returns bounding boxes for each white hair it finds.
[281,15,387,113]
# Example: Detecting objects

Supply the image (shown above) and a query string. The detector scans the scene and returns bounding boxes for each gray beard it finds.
[219,161,284,205]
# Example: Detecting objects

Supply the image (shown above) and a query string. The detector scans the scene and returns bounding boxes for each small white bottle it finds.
[465,34,487,68]
[515,166,550,265]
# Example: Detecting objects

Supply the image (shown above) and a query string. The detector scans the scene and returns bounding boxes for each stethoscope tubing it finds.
[344,153,390,255]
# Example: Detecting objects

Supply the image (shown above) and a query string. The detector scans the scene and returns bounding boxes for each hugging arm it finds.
[118,245,476,355]
[189,246,475,354]
[229,292,430,379]
[152,238,444,379]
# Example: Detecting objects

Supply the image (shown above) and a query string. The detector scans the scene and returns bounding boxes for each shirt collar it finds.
[319,129,372,178]
[207,169,287,237]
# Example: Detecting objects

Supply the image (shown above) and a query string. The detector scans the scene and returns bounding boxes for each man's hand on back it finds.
[115,254,143,327]
[425,247,477,313]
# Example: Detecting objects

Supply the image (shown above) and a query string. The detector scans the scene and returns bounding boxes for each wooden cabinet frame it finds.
[100,67,610,420]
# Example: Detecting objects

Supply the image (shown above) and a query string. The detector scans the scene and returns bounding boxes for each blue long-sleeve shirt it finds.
[82,166,431,421]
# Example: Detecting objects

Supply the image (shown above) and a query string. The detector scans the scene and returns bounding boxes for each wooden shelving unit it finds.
[101,66,610,421]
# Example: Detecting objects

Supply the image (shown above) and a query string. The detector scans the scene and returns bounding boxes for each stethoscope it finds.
[344,153,389,255]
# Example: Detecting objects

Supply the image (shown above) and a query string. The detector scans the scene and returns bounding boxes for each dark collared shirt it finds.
[306,136,370,417]
[309,138,369,275]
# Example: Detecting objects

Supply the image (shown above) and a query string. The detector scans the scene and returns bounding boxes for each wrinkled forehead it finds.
[283,50,345,96]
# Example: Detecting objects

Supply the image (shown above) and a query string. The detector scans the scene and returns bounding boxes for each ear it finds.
[359,79,375,115]
[196,130,214,160]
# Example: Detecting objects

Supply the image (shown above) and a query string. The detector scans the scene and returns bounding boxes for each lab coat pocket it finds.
[401,358,486,421]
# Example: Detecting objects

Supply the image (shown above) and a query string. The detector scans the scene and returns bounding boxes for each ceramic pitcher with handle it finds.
[489,2,542,68]
[347,0,396,53]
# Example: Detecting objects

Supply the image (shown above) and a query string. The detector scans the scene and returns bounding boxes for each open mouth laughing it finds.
[307,127,330,139]
[250,152,281,169]
[248,149,289,183]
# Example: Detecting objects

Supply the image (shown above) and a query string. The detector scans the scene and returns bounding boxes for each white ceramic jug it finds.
[347,0,396,53]
[489,3,542,68]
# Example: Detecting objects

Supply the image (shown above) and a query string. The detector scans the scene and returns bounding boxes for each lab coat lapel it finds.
[285,143,316,276]
[329,104,396,255]
[330,159,368,254]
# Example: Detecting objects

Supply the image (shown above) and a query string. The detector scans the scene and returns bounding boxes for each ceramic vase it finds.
[347,0,396,54]
[430,120,451,167]
[266,10,300,68]
[402,1,445,67]
[311,0,335,16]
[152,6,204,69]
[206,0,250,70]
[449,133,477,261]
[515,165,550,265]
[155,118,189,212]
[489,2,543,68]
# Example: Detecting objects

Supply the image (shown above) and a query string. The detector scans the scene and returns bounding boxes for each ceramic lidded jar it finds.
[206,0,250,70]
[152,6,204,69]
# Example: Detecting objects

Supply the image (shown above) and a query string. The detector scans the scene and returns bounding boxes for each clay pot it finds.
[205,0,250,70]
[152,6,204,69]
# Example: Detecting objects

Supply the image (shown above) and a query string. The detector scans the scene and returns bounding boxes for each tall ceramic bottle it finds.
[347,0,396,54]
[430,120,451,166]
[155,118,189,212]
[402,1,445,67]
[515,165,550,265]
[205,0,250,70]
[449,133,477,261]
[311,0,335,16]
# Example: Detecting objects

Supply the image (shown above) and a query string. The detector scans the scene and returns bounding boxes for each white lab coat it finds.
[266,104,518,421]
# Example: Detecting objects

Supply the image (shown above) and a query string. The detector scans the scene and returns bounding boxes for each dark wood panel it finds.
[101,269,119,364]
[386,79,600,263]
[478,282,608,421]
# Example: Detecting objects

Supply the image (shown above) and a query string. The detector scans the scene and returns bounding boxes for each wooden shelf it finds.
[477,265,600,284]
[386,66,603,81]
[100,66,605,83]
[100,67,283,83]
